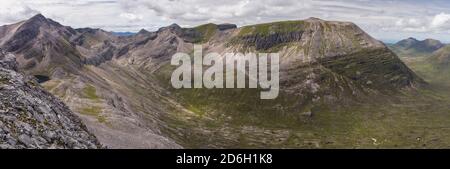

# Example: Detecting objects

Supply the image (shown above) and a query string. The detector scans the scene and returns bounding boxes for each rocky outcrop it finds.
[0,51,17,71]
[0,50,101,149]
[233,31,303,50]
[217,24,237,31]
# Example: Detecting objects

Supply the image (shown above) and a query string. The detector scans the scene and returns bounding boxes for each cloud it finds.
[392,18,428,32]
[431,13,450,29]
[2,0,450,41]
[384,12,450,33]
[120,13,144,22]
[0,1,40,24]
[31,0,117,6]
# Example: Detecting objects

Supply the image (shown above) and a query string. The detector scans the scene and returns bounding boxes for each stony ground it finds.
[0,50,101,149]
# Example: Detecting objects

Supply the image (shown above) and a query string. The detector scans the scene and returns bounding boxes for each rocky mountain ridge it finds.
[0,49,101,149]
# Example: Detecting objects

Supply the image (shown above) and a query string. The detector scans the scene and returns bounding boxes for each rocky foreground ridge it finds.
[0,50,101,149]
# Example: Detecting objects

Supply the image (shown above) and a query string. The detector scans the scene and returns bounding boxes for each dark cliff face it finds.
[0,50,101,149]
[3,24,40,52]
[0,14,83,76]
[217,24,237,31]
[82,46,116,66]
[155,23,237,43]
[232,31,303,50]
[3,14,77,53]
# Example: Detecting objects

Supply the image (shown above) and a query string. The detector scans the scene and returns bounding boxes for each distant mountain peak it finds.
[27,13,52,24]
[137,29,150,34]
[167,23,182,30]
[22,13,63,29]
[306,17,323,21]
[423,38,442,44]
[396,37,444,50]
[391,37,444,57]
[29,13,47,21]
[157,23,183,34]
[168,23,181,28]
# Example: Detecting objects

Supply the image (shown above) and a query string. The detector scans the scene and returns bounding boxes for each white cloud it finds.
[431,13,450,29]
[0,1,39,24]
[396,18,423,28]
[2,0,450,41]
[385,12,450,34]
[120,13,144,22]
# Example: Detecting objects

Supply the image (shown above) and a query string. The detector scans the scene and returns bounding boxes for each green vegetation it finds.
[79,84,107,123]
[389,46,431,57]
[79,106,106,123]
[160,81,450,148]
[79,106,102,116]
[238,20,307,37]
[0,76,8,84]
[83,84,100,100]
[97,115,107,123]
[42,80,60,91]
[192,23,218,43]
[186,104,205,116]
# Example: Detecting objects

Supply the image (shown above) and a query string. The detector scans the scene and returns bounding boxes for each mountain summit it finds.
[390,37,444,57]
[0,14,81,76]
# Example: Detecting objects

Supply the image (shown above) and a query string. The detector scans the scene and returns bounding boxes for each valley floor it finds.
[39,56,450,149]
[162,90,450,148]
[158,57,450,148]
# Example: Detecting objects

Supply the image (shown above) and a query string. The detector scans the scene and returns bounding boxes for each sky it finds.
[1,0,450,43]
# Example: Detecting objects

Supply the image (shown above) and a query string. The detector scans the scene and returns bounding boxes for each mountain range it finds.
[1,14,450,148]
[388,37,445,57]
[389,37,450,88]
